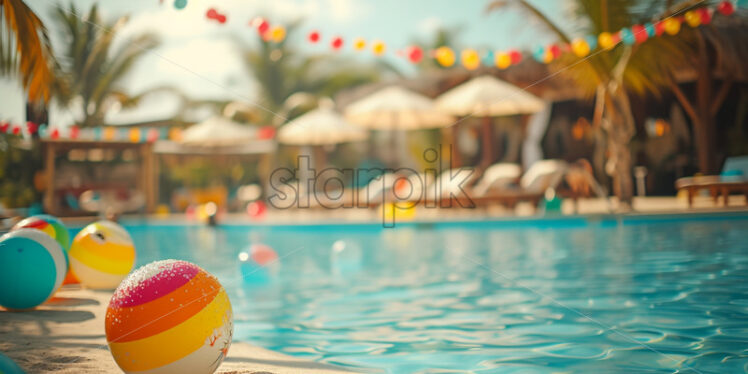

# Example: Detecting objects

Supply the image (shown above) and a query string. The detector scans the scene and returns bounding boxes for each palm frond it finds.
[51,2,160,127]
[0,0,55,102]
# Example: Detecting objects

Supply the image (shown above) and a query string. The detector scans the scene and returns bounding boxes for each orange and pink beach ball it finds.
[106,260,233,374]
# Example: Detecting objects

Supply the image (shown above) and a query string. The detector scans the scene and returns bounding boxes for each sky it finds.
[1,0,571,126]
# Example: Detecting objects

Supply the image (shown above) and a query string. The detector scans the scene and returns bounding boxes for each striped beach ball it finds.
[0,229,66,310]
[69,221,136,289]
[106,260,233,374]
[12,214,70,255]
[11,214,77,285]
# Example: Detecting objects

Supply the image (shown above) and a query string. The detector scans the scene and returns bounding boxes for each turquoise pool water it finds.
[114,216,748,373]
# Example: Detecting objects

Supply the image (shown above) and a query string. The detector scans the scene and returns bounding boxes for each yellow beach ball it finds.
[69,221,136,290]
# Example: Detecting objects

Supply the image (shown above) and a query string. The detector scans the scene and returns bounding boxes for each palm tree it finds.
[239,22,394,125]
[0,0,55,102]
[487,0,699,208]
[51,3,159,127]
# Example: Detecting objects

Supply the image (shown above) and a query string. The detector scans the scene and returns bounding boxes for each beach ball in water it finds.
[0,229,66,310]
[69,221,136,289]
[238,244,278,284]
[106,260,233,374]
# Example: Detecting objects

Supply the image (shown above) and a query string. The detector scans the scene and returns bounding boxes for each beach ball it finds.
[246,201,267,220]
[0,229,66,310]
[0,352,25,374]
[250,243,278,266]
[69,221,136,290]
[238,250,269,284]
[106,260,233,374]
[12,215,70,255]
[238,244,278,284]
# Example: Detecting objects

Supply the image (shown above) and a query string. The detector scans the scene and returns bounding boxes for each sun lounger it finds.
[675,156,748,207]
[471,163,522,196]
[383,160,568,211]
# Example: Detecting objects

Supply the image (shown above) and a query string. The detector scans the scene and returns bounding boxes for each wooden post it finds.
[43,143,56,215]
[142,143,156,213]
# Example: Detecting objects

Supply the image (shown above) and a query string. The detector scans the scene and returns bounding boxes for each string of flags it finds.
[0,121,185,143]
[0,120,278,143]
[166,0,737,70]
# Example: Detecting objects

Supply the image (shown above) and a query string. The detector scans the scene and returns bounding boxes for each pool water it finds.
[118,218,748,373]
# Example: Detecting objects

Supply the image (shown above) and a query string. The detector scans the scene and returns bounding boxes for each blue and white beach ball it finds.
[0,352,25,374]
[0,229,66,310]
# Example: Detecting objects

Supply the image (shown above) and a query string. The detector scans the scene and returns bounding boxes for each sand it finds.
[0,287,354,374]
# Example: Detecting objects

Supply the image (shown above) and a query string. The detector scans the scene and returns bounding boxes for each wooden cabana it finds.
[41,139,157,216]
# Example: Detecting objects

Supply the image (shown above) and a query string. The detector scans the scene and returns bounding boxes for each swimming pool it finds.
[109,215,748,373]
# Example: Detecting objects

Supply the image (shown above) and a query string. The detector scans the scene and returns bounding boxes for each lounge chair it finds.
[675,156,748,207]
[432,159,606,212]
[465,159,569,210]
[471,163,522,196]
[385,160,567,210]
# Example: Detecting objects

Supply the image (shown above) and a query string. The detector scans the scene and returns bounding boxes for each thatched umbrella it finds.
[345,86,454,167]
[279,102,368,178]
[436,75,544,169]
[180,116,257,147]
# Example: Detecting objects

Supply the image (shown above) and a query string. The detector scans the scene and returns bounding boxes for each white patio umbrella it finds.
[436,75,545,168]
[345,86,454,167]
[278,106,368,146]
[279,101,369,191]
[180,116,258,147]
[345,86,455,130]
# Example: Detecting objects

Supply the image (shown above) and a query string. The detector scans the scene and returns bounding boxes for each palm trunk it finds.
[602,87,636,209]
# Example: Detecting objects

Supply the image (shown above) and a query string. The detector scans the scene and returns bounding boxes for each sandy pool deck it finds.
[0,287,354,374]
